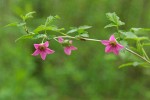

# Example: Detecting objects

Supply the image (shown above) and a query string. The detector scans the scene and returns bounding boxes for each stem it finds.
[59,32,69,36]
[23,20,29,34]
[42,38,45,43]
[54,36,100,42]
[54,32,150,64]
[24,25,29,34]
[141,46,150,60]
[125,48,150,64]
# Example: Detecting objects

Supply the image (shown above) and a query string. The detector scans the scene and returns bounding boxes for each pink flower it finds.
[101,35,124,55]
[32,41,55,60]
[58,37,77,55]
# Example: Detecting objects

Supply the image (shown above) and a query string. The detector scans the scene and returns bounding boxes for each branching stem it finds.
[54,34,150,64]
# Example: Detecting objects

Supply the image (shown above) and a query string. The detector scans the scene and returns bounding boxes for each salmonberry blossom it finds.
[101,35,124,55]
[32,41,55,60]
[58,37,77,55]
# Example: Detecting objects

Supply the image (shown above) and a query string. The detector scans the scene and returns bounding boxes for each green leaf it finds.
[130,28,142,32]
[17,22,26,27]
[136,41,143,55]
[67,25,92,34]
[47,35,56,40]
[106,12,125,26]
[21,11,36,21]
[131,28,150,32]
[34,25,64,33]
[45,15,60,26]
[67,28,78,34]
[5,22,26,27]
[4,22,18,27]
[120,40,128,47]
[121,32,138,39]
[142,43,150,46]
[78,25,92,30]
[15,34,35,42]
[104,23,117,28]
[33,34,47,39]
[34,25,54,33]
[119,62,139,68]
[34,25,46,33]
[80,33,89,38]
[52,27,65,32]
[138,37,149,41]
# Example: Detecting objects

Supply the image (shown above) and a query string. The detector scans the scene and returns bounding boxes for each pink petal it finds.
[117,44,124,50]
[109,35,116,41]
[40,52,47,60]
[101,40,110,46]
[46,48,55,54]
[32,50,40,56]
[64,47,71,55]
[34,44,40,49]
[105,45,112,53]
[58,37,64,43]
[70,46,77,50]
[43,41,49,47]
[113,48,119,55]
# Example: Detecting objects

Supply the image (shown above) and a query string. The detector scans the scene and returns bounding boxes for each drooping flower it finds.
[101,35,124,55]
[32,41,55,60]
[58,37,77,55]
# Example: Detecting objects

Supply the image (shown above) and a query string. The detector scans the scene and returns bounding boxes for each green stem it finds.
[22,20,29,34]
[42,38,45,43]
[125,48,150,64]
[142,47,150,60]
[54,33,150,64]
[24,25,29,34]
[54,36,100,42]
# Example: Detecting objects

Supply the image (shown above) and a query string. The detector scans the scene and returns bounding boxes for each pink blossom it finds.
[58,37,77,55]
[32,41,55,60]
[101,35,124,55]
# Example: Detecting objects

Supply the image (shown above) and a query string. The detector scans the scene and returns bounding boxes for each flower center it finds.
[110,41,117,47]
[38,45,46,51]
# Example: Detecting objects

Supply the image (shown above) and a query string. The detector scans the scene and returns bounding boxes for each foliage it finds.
[1,0,150,100]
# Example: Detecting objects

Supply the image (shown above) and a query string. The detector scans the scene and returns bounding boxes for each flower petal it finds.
[40,52,47,60]
[32,50,40,56]
[113,48,119,55]
[117,44,124,50]
[109,35,116,41]
[34,44,40,49]
[43,41,49,47]
[101,40,110,46]
[70,46,77,50]
[46,48,55,54]
[58,37,64,43]
[64,47,71,55]
[105,45,112,53]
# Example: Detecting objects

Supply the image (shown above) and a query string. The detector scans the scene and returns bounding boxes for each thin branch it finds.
[125,48,150,64]
[53,34,150,64]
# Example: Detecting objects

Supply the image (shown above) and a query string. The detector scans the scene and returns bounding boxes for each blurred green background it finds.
[0,0,150,100]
